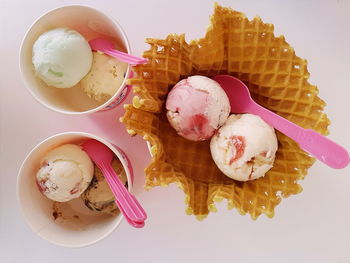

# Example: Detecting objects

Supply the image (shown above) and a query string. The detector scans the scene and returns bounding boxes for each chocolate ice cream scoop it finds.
[81,158,127,215]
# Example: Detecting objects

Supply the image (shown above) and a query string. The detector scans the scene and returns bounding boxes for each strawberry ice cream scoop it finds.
[210,114,278,181]
[166,76,230,141]
[36,144,94,202]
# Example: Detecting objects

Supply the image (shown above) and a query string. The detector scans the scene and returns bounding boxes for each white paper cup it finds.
[19,5,132,114]
[17,132,134,247]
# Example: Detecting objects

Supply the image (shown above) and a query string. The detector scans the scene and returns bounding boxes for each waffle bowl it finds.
[120,4,330,220]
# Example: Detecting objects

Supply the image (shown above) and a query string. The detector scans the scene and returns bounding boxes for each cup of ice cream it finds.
[19,5,132,114]
[17,131,134,247]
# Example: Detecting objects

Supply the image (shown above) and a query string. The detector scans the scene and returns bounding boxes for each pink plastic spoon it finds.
[213,75,349,169]
[89,38,148,65]
[82,139,147,228]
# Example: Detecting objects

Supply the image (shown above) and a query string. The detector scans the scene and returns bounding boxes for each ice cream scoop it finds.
[82,139,147,228]
[166,76,230,141]
[213,75,350,169]
[36,144,94,202]
[81,158,128,215]
[210,114,278,181]
[80,52,128,102]
[32,27,92,88]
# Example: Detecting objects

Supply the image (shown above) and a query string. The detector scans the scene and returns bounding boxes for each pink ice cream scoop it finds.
[166,76,230,141]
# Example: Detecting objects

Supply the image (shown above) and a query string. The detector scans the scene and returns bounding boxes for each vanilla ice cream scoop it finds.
[80,52,128,102]
[32,27,92,88]
[210,114,278,181]
[36,144,94,202]
[166,76,230,141]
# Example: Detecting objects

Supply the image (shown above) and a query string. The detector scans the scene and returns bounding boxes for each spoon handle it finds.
[102,48,148,65]
[100,162,147,225]
[250,103,349,169]
[115,199,145,228]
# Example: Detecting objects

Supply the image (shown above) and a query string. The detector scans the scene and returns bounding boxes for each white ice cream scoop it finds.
[32,28,92,88]
[210,114,278,181]
[36,144,94,202]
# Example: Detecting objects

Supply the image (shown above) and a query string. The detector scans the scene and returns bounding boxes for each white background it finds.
[1,0,350,262]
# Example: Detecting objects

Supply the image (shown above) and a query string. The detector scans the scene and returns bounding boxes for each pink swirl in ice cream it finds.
[166,76,230,141]
[228,136,246,165]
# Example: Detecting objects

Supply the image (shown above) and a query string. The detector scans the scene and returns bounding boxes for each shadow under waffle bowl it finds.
[120,4,330,220]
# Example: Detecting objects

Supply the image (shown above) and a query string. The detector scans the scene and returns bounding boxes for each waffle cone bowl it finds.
[120,4,330,220]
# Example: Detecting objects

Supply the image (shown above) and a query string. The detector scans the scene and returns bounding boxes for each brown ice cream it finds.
[81,158,127,215]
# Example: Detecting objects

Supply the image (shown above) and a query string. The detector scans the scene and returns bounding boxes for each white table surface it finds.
[1,0,350,262]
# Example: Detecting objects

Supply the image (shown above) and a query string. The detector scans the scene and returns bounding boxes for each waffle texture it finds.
[121,4,330,219]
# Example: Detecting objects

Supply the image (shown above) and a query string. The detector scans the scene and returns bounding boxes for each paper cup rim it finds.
[19,4,132,115]
[17,131,133,247]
